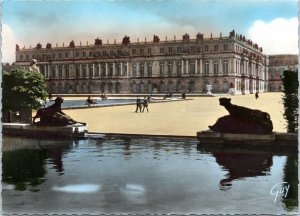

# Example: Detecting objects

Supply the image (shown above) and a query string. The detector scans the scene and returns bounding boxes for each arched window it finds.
[132,81,137,93]
[223,80,229,92]
[140,81,145,92]
[176,80,182,92]
[213,80,219,92]
[177,61,182,76]
[160,62,165,76]
[159,80,165,93]
[147,80,153,93]
[188,80,195,92]
[108,82,113,93]
[147,63,152,77]
[140,63,145,77]
[115,81,121,93]
[167,80,173,92]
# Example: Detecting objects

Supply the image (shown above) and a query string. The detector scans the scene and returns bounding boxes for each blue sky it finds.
[2,0,298,63]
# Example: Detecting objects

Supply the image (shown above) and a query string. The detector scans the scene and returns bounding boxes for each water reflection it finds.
[2,136,298,214]
[213,152,272,190]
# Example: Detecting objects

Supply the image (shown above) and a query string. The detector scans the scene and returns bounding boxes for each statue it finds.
[32,97,85,126]
[46,43,52,49]
[153,35,160,43]
[209,98,273,134]
[122,36,130,45]
[196,33,204,41]
[182,33,190,41]
[29,59,40,73]
[16,44,20,51]
[69,40,75,48]
[36,43,42,49]
[94,38,102,45]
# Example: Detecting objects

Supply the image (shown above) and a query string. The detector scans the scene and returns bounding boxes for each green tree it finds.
[281,70,298,133]
[2,68,48,113]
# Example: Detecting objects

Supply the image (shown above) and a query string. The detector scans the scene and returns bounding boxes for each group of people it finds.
[135,97,150,113]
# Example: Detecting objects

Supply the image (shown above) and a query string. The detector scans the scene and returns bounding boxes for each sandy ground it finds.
[64,93,286,136]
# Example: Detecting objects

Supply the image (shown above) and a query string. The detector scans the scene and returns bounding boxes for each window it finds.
[132,49,136,55]
[133,64,137,77]
[223,60,228,74]
[205,45,209,52]
[76,52,79,57]
[168,47,173,53]
[20,55,23,61]
[147,48,152,54]
[214,61,219,74]
[110,50,114,55]
[89,52,93,57]
[224,44,228,51]
[168,62,173,76]
[59,53,62,58]
[160,62,164,76]
[214,45,218,51]
[177,47,181,52]
[147,63,152,77]
[83,52,86,57]
[65,53,69,58]
[140,49,144,55]
[160,47,165,53]
[140,63,144,77]
[190,46,195,53]
[204,61,209,74]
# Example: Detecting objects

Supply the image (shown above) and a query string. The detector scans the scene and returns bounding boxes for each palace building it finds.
[267,54,298,92]
[14,30,268,95]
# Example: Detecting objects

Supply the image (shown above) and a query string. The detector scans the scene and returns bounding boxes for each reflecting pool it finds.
[2,136,298,215]
[45,99,136,108]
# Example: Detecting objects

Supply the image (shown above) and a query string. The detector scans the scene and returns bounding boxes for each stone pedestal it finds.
[206,85,212,95]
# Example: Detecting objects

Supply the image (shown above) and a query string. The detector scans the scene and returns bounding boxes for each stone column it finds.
[47,65,50,78]
[113,62,116,76]
[86,64,89,77]
[195,59,198,74]
[209,59,213,75]
[181,59,184,74]
[99,63,102,76]
[219,59,222,75]
[55,65,58,78]
[200,59,203,74]
[127,62,130,76]
[62,65,65,78]
[92,63,95,77]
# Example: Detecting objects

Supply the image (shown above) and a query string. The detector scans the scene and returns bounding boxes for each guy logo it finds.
[270,182,290,203]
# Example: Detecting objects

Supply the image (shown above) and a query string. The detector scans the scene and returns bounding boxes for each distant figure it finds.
[86,96,97,105]
[48,93,53,100]
[142,97,149,112]
[255,92,259,100]
[100,93,107,100]
[29,59,40,73]
[135,97,142,113]
[182,92,186,99]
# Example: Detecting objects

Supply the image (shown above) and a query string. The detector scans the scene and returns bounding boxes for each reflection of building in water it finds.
[267,54,298,92]
[14,30,268,94]
[213,152,273,190]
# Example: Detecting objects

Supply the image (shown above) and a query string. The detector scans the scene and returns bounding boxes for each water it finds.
[2,136,298,215]
[44,99,136,108]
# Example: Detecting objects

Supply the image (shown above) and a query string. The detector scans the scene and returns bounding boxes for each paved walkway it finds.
[64,93,286,136]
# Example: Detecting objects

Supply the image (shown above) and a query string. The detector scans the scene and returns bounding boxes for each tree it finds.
[281,70,298,133]
[2,68,48,122]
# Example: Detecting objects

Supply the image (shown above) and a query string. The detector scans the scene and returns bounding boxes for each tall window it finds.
[190,60,195,74]
[213,61,219,74]
[168,62,173,76]
[76,65,80,77]
[140,63,145,77]
[133,64,137,77]
[214,45,218,52]
[160,47,165,54]
[65,65,69,78]
[223,60,228,74]
[160,62,164,76]
[177,61,181,76]
[82,65,87,77]
[204,61,209,74]
[224,44,228,51]
[147,63,152,77]
[89,65,93,77]
[205,45,209,52]
[147,48,152,54]
[168,47,173,53]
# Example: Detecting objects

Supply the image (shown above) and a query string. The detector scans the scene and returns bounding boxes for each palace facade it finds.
[267,54,298,92]
[14,30,268,94]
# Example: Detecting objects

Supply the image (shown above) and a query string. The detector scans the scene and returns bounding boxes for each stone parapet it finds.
[3,123,88,138]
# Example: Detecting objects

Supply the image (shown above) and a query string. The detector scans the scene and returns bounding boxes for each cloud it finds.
[1,24,20,64]
[248,17,298,55]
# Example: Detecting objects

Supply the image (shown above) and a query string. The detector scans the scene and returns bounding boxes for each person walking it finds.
[255,92,259,100]
[142,97,149,112]
[135,97,142,112]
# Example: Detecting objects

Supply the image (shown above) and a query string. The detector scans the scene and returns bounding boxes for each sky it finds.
[1,0,299,63]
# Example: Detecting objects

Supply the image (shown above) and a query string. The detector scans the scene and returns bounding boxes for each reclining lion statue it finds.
[33,97,85,126]
[209,98,273,134]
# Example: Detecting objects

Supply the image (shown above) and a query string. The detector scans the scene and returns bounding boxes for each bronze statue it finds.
[32,97,85,126]
[209,98,273,134]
